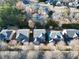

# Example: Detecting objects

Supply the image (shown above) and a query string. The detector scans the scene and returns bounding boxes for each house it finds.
[0,29,15,40]
[49,30,62,44]
[33,29,46,44]
[0,33,6,40]
[63,29,79,38]
[16,29,29,42]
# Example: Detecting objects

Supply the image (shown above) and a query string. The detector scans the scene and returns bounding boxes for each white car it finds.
[68,2,75,7]
[56,1,62,6]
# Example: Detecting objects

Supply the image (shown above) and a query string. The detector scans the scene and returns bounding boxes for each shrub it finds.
[62,24,79,29]
[45,20,59,29]
[35,22,43,29]
[39,0,45,2]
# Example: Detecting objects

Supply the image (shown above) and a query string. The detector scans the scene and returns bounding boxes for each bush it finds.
[35,22,43,29]
[39,0,45,2]
[33,20,59,29]
[45,20,59,29]
[62,24,79,29]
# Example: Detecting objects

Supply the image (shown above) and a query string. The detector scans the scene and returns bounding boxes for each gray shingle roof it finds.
[16,29,30,38]
[34,29,46,38]
[66,29,79,38]
[50,31,61,38]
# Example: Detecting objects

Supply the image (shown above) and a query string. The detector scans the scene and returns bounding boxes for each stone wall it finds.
[0,51,79,59]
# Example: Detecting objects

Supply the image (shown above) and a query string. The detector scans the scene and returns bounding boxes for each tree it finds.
[0,18,4,27]
[0,0,26,29]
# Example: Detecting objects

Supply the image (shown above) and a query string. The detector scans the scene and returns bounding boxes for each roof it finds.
[50,31,61,38]
[0,33,6,40]
[16,33,29,42]
[64,29,79,38]
[1,30,15,40]
[34,29,46,38]
[16,29,29,38]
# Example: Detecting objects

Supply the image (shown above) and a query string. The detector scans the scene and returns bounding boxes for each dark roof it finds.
[76,32,79,36]
[16,33,29,42]
[0,33,6,40]
[6,31,13,39]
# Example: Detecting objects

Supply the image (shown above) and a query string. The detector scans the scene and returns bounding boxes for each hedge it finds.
[45,20,59,29]
[62,24,79,29]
